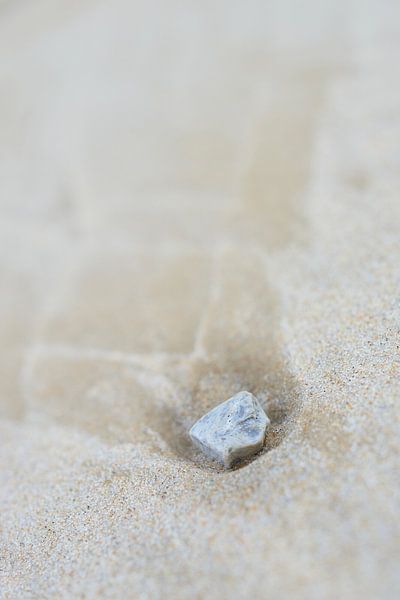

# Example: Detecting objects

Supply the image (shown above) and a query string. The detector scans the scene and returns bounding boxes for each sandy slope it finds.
[0,1,399,598]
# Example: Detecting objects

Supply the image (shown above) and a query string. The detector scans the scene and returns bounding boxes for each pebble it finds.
[189,391,270,468]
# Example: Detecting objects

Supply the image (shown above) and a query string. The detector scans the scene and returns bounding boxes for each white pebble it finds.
[189,391,270,468]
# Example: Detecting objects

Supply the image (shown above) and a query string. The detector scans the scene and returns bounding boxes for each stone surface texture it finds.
[190,391,270,468]
[0,1,400,599]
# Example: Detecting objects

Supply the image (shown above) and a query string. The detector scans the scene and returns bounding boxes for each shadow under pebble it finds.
[157,352,301,471]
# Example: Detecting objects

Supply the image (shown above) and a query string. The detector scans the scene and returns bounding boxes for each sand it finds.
[0,1,399,598]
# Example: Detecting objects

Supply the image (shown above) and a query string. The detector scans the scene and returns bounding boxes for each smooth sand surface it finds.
[1,1,399,598]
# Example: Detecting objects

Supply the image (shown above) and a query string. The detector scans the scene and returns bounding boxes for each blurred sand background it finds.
[0,0,400,598]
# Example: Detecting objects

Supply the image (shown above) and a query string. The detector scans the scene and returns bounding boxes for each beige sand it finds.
[0,1,399,598]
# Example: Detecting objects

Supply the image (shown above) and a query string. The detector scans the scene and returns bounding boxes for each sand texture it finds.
[0,1,399,598]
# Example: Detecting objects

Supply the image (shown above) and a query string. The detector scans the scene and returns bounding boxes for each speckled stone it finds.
[189,391,270,468]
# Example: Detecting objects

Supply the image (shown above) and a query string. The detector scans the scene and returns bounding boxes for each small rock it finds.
[189,391,270,468]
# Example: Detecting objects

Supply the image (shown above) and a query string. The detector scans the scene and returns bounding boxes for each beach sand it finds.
[0,1,399,598]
